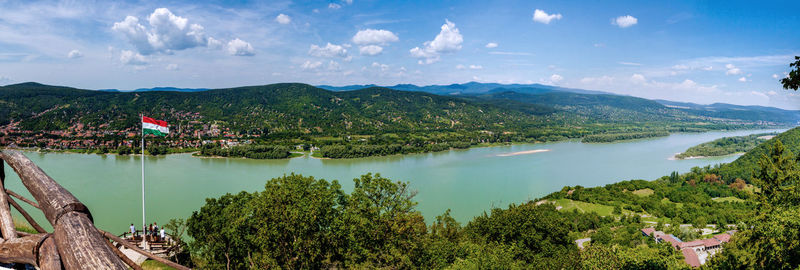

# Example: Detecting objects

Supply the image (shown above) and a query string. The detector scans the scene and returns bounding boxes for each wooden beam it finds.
[5,189,40,209]
[8,196,46,233]
[0,161,16,239]
[104,237,143,270]
[0,150,126,269]
[37,235,62,270]
[99,229,191,270]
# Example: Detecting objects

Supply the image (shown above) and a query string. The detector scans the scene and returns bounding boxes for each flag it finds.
[142,116,169,136]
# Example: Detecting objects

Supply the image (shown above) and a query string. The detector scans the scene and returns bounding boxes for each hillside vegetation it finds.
[675,133,776,159]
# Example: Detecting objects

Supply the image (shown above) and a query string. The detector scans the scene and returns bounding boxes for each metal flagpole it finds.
[141,114,147,250]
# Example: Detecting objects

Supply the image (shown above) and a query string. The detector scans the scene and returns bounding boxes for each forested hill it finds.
[718,127,800,181]
[0,82,558,136]
[1,82,796,154]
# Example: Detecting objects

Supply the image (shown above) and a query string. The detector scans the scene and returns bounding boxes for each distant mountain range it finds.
[98,87,209,92]
[317,81,611,95]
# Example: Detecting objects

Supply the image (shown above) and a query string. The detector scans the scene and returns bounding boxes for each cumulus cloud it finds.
[455,64,466,70]
[738,77,747,82]
[359,45,383,56]
[612,15,638,28]
[410,19,463,64]
[702,66,713,71]
[227,38,255,56]
[275,14,291,24]
[533,9,562,24]
[67,49,83,59]
[725,64,742,75]
[470,64,483,70]
[112,8,213,55]
[352,29,398,56]
[371,62,389,71]
[630,73,646,84]
[352,29,399,45]
[550,74,563,83]
[301,60,322,70]
[485,42,498,48]
[328,3,341,9]
[773,74,779,79]
[309,43,348,58]
[120,50,147,65]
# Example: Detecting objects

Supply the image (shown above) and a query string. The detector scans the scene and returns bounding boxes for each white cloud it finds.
[485,42,498,48]
[593,43,605,48]
[532,9,562,24]
[738,77,747,82]
[612,15,638,28]
[469,64,483,70]
[751,91,768,99]
[489,51,533,56]
[455,64,466,70]
[371,62,389,71]
[166,63,179,70]
[120,50,147,65]
[344,0,354,4]
[702,66,713,71]
[550,74,563,83]
[768,90,778,96]
[275,14,291,24]
[772,74,779,79]
[327,60,341,71]
[672,64,689,70]
[410,19,463,64]
[309,43,348,58]
[67,49,82,59]
[328,3,341,9]
[301,60,322,70]
[619,62,642,66]
[112,8,212,55]
[359,45,383,56]
[227,38,255,56]
[725,63,742,75]
[630,73,646,84]
[352,29,399,45]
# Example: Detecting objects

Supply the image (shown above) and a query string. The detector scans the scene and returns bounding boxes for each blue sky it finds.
[1,0,798,108]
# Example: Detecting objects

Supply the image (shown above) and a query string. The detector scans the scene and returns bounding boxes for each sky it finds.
[0,0,799,109]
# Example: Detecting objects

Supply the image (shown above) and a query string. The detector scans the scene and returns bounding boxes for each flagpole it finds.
[141,114,147,250]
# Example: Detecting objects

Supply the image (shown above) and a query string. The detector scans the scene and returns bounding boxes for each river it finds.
[0,129,783,234]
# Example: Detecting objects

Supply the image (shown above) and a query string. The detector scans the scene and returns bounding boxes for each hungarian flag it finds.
[142,116,169,136]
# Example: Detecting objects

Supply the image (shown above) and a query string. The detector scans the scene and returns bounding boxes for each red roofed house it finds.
[641,227,735,268]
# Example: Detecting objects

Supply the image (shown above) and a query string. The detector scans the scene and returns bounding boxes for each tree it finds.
[341,173,427,268]
[782,56,800,90]
[163,218,191,265]
[753,139,800,207]
[187,191,256,270]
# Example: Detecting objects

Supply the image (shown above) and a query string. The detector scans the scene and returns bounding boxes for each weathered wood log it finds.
[0,150,126,269]
[99,230,191,270]
[8,197,46,233]
[0,151,90,225]
[5,189,40,209]
[38,235,62,270]
[0,161,17,239]
[104,237,143,270]
[54,212,126,269]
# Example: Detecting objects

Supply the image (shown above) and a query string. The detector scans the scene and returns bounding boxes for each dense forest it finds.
[675,133,775,159]
[716,127,800,181]
[1,82,796,158]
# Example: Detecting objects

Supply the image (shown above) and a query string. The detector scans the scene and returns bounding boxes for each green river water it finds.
[1,129,783,234]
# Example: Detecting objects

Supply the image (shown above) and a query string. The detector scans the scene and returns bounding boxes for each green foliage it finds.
[782,56,800,91]
[582,131,670,143]
[320,142,471,158]
[146,145,168,156]
[116,145,132,155]
[199,144,291,159]
[718,127,800,182]
[675,133,774,159]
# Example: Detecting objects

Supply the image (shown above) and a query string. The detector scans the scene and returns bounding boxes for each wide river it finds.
[1,129,784,233]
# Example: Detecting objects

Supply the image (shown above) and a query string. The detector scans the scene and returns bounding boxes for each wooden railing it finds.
[0,150,190,269]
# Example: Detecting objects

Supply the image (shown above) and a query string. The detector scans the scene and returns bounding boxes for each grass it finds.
[712,196,746,203]
[632,188,654,197]
[660,197,684,208]
[552,199,615,216]
[310,151,324,158]
[743,184,761,194]
[142,260,176,270]
[289,152,305,158]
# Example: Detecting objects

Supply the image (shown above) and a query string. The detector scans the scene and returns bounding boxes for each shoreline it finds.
[670,152,745,161]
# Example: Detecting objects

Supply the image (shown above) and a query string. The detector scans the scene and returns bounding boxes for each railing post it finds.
[0,161,17,239]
